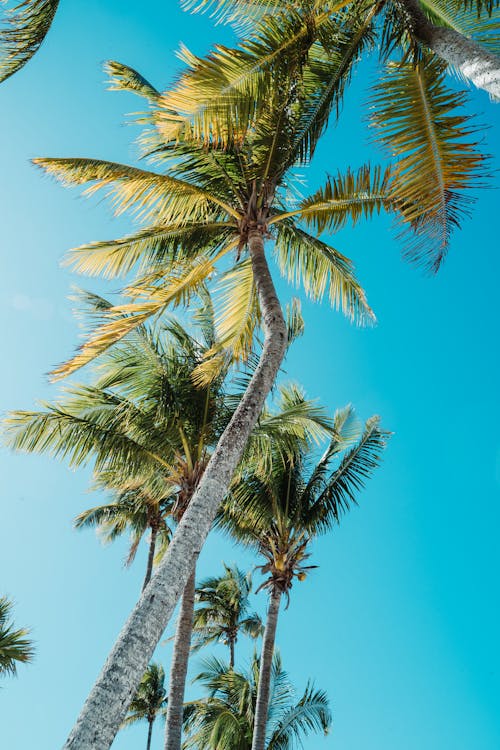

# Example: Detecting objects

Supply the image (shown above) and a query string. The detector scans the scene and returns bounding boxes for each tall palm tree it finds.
[192,563,263,668]
[0,597,34,676]
[23,20,478,742]
[122,662,167,750]
[1,0,498,94]
[221,406,389,750]
[183,652,331,749]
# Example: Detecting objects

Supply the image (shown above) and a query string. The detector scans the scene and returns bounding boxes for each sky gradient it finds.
[0,2,499,749]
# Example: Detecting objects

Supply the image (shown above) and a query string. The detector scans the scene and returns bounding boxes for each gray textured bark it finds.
[142,525,158,592]
[402,0,500,99]
[62,229,287,750]
[251,588,282,750]
[164,567,196,750]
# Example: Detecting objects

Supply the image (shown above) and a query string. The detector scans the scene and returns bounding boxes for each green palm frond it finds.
[370,55,486,271]
[280,164,392,233]
[269,683,331,748]
[0,597,34,676]
[0,0,59,83]
[105,60,162,101]
[274,222,374,324]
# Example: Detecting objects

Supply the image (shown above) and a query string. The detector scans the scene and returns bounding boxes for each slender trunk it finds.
[251,588,282,750]
[146,719,153,750]
[401,0,500,99]
[164,567,197,750]
[229,637,235,669]
[62,230,287,750]
[142,525,158,591]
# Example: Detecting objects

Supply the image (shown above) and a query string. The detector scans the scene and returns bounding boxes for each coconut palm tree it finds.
[192,563,263,668]
[24,21,480,742]
[0,597,34,676]
[183,652,331,749]
[220,406,389,750]
[122,662,167,750]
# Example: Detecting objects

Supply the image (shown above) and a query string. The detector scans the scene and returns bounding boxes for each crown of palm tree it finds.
[0,597,34,677]
[223,405,390,600]
[183,652,331,749]
[192,564,263,662]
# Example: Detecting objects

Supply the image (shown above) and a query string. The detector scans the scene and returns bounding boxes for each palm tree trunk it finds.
[142,525,158,591]
[402,0,500,99]
[164,567,196,750]
[146,719,154,750]
[62,229,287,750]
[229,637,235,669]
[251,587,282,750]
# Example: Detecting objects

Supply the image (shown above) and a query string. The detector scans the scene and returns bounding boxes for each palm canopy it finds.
[0,596,34,676]
[192,563,263,664]
[222,405,390,599]
[183,653,331,749]
[32,11,423,381]
[122,661,167,729]
[145,0,491,272]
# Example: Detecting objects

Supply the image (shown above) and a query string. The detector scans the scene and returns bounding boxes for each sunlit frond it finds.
[274,222,374,325]
[105,60,161,101]
[0,0,59,82]
[370,55,486,271]
[419,0,500,54]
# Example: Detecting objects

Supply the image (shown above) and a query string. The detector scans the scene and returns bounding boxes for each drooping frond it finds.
[274,222,374,325]
[0,0,59,83]
[52,250,228,379]
[370,55,486,271]
[33,157,240,223]
[269,683,331,748]
[181,0,282,27]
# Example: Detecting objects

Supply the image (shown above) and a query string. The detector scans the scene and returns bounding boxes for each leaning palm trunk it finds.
[402,0,500,99]
[251,587,282,750]
[146,719,154,750]
[164,568,197,750]
[62,230,287,750]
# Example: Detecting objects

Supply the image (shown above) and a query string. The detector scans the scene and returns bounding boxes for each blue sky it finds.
[0,2,499,749]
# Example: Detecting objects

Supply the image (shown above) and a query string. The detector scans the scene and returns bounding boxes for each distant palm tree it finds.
[192,563,263,668]
[183,652,331,749]
[0,597,34,676]
[223,406,389,750]
[123,662,167,750]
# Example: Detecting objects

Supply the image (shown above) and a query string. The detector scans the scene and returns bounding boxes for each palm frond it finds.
[0,0,59,83]
[419,0,500,54]
[273,222,374,325]
[105,60,162,101]
[370,55,487,271]
[0,597,34,675]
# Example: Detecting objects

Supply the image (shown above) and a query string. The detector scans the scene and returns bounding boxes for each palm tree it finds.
[192,563,263,668]
[0,597,34,676]
[24,18,479,741]
[1,0,499,95]
[122,662,167,750]
[183,652,331,749]
[221,406,389,750]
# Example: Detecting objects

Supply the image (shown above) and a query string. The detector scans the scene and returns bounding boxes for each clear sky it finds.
[0,2,499,749]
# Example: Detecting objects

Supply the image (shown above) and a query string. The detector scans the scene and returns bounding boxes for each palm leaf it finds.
[370,55,486,271]
[0,0,59,82]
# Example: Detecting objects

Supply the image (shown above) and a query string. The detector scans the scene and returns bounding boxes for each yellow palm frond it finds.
[370,55,487,271]
[0,0,59,83]
[33,157,241,223]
